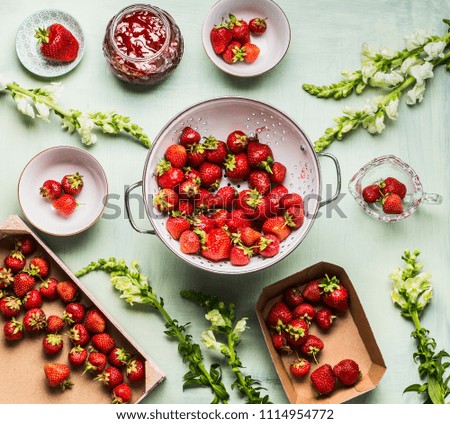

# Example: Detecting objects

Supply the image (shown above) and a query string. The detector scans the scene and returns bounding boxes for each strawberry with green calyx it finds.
[0,267,14,289]
[47,315,65,333]
[63,302,86,325]
[178,180,200,199]
[187,143,207,168]
[270,162,286,185]
[247,140,273,172]
[332,359,361,386]
[23,289,43,310]
[285,206,304,229]
[179,127,201,148]
[68,346,88,367]
[95,365,124,389]
[67,323,90,346]
[248,170,271,195]
[0,296,22,318]
[302,280,322,304]
[319,275,349,312]
[222,41,243,64]
[40,180,62,200]
[4,250,26,274]
[210,209,229,228]
[166,216,191,240]
[204,137,228,165]
[3,317,24,341]
[315,307,336,330]
[210,21,233,54]
[290,357,311,377]
[156,159,184,190]
[84,351,107,375]
[227,130,248,153]
[279,193,304,210]
[362,184,381,203]
[284,318,309,347]
[215,186,237,210]
[190,214,215,234]
[300,335,324,364]
[227,14,250,45]
[35,24,79,62]
[198,162,222,191]
[310,364,336,395]
[240,43,261,63]
[177,199,195,216]
[229,244,253,266]
[267,300,292,331]
[382,193,404,214]
[249,18,268,35]
[61,172,84,196]
[43,334,64,355]
[224,152,250,181]
[29,256,50,278]
[234,226,261,247]
[23,308,47,333]
[109,347,131,368]
[39,277,58,300]
[262,216,291,241]
[126,358,145,383]
[271,332,291,353]
[258,234,279,258]
[199,228,232,262]
[379,177,407,199]
[293,303,316,322]
[112,383,132,404]
[13,272,35,298]
[165,144,187,169]
[15,234,37,256]
[84,308,107,334]
[52,194,78,217]
[44,363,73,390]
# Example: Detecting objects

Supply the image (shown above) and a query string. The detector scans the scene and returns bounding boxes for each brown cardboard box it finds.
[0,215,164,404]
[256,261,386,404]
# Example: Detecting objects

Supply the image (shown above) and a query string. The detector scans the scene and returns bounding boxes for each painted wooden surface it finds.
[0,0,449,404]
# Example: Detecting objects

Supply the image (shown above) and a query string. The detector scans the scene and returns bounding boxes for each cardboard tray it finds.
[0,215,165,404]
[256,261,386,404]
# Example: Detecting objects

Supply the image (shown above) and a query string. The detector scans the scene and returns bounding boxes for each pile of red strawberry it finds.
[0,234,145,404]
[40,172,84,217]
[266,275,361,396]
[210,14,267,64]
[362,176,407,214]
[153,127,305,266]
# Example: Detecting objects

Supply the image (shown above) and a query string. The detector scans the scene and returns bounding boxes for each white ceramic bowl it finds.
[18,146,108,236]
[202,0,291,77]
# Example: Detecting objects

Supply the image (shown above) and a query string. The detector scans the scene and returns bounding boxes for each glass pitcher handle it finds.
[422,192,443,205]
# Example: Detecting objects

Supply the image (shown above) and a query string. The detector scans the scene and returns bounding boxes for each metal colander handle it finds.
[125,181,156,235]
[318,153,342,209]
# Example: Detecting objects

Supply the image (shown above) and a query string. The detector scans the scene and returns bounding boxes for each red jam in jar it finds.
[103,4,184,85]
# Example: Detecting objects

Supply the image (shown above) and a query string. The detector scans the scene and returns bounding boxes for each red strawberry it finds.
[319,275,349,312]
[264,188,287,216]
[204,137,228,165]
[30,257,50,278]
[285,206,304,229]
[229,245,252,266]
[13,273,35,298]
[222,41,242,64]
[63,302,86,325]
[238,226,261,247]
[293,303,316,322]
[165,144,187,168]
[179,127,201,148]
[67,323,90,346]
[271,332,291,353]
[4,250,26,273]
[315,308,336,330]
[96,365,124,389]
[180,229,201,254]
[166,216,190,240]
[300,335,324,364]
[302,280,322,304]
[362,184,381,203]
[224,153,250,181]
[3,317,24,341]
[61,172,84,196]
[183,167,201,184]
[84,351,107,374]
[126,358,145,383]
[211,209,229,228]
[245,195,271,221]
[284,318,309,346]
[68,345,88,367]
[84,308,107,334]
[153,188,179,212]
[216,186,237,210]
[156,160,184,190]
[56,281,79,303]
[43,334,64,355]
[383,193,403,214]
[332,359,361,386]
[40,179,63,200]
[279,193,303,210]
[23,289,43,310]
[39,277,58,300]
[187,143,207,168]
[200,228,232,261]
[270,162,286,184]
[178,180,200,200]
[227,130,248,153]
[283,286,304,308]
[380,177,407,199]
[0,296,21,318]
[177,199,195,216]
[241,43,260,63]
[195,188,217,211]
[23,308,47,333]
[247,141,273,171]
[15,235,37,256]
[267,301,292,329]
[43,363,73,390]
[290,358,311,377]
[52,194,78,216]
[310,364,336,395]
[262,216,291,241]
[109,347,131,368]
[249,17,267,35]
[210,23,233,54]
[191,214,215,234]
[258,234,280,257]
[237,189,262,215]
[248,170,271,195]
[35,24,79,62]
[112,383,132,404]
[198,162,222,190]
[92,333,116,355]
[228,15,250,45]
[225,209,252,233]
[0,267,14,289]
[47,315,65,333]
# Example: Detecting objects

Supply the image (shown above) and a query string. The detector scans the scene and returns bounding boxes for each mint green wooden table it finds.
[1,0,449,404]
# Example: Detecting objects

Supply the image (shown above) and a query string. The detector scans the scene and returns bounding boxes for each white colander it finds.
[125,97,341,274]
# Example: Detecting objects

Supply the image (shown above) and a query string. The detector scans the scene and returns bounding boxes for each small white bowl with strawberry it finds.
[202,0,291,77]
[349,155,442,223]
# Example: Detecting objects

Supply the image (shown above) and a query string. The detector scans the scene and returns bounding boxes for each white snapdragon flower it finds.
[361,62,377,83]
[404,29,431,51]
[366,114,385,134]
[205,309,228,330]
[34,102,51,122]
[77,112,97,145]
[423,40,446,61]
[0,75,12,91]
[232,318,248,339]
[371,71,404,87]
[362,96,382,116]
[361,43,377,60]
[401,57,422,74]
[385,98,400,120]
[41,82,62,101]
[342,106,359,118]
[405,82,427,105]
[201,330,224,351]
[61,115,76,133]
[341,70,361,81]
[379,47,398,60]
[408,62,434,85]
[14,94,35,118]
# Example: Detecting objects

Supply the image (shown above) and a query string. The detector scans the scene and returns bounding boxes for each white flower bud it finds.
[380,47,398,60]
[401,57,422,75]
[366,114,385,134]
[14,94,35,118]
[404,30,431,51]
[405,82,426,105]
[232,318,248,339]
[205,309,228,330]
[35,102,51,122]
[201,330,223,351]
[423,41,446,61]
[385,98,399,120]
[0,75,12,91]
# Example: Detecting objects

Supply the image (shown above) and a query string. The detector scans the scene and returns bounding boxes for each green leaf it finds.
[428,375,445,404]
[403,383,425,394]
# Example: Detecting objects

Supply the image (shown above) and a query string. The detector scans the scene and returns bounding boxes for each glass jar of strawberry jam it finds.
[103,4,184,85]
